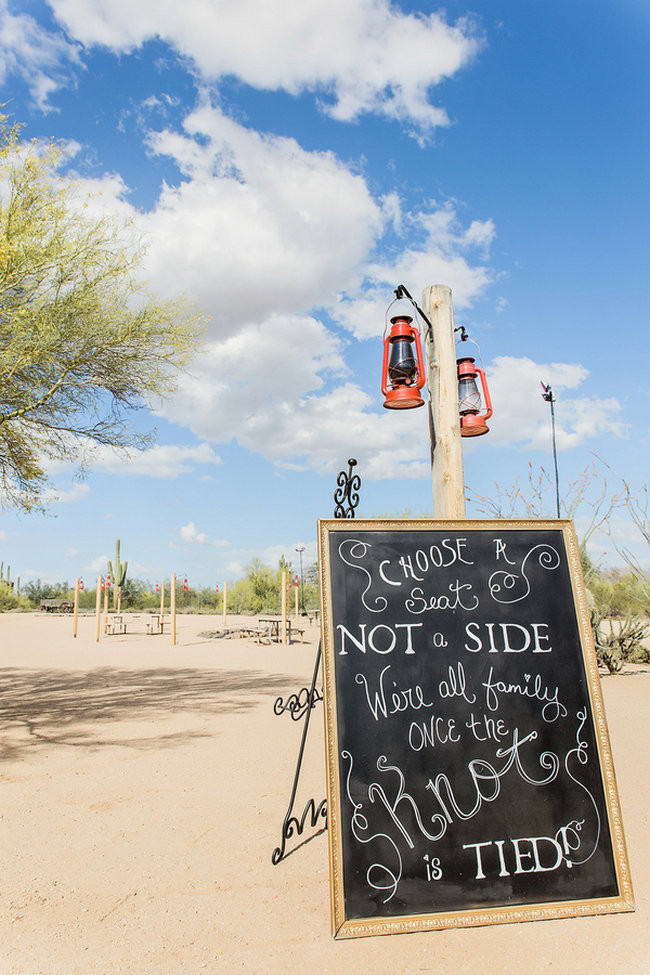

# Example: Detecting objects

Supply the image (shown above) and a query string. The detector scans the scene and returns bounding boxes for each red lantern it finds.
[155,582,160,593]
[183,577,188,591]
[215,584,219,593]
[381,315,426,410]
[79,579,84,591]
[457,356,492,437]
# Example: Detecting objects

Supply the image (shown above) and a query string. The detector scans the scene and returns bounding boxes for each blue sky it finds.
[0,0,648,588]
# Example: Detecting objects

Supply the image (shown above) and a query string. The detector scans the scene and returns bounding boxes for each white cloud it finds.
[140,103,382,331]
[88,554,109,572]
[133,105,498,475]
[41,483,91,504]
[167,353,431,480]
[0,0,81,110]
[9,94,498,487]
[484,356,627,451]
[47,0,480,135]
[136,107,494,342]
[178,521,230,548]
[46,442,223,479]
[331,206,496,341]
[161,312,346,437]
[179,522,208,545]
[93,442,222,478]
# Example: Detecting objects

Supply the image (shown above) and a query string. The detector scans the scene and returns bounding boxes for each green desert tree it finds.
[0,117,203,511]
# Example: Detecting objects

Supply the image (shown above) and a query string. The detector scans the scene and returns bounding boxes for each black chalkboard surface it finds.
[318,520,634,939]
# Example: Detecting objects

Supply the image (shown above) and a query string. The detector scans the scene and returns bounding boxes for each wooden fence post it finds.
[171,573,177,646]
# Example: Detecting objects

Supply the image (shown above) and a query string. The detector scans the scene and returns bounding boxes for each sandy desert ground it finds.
[0,612,648,974]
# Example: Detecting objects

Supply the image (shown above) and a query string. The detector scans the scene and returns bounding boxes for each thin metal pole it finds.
[542,383,561,518]
[296,546,305,614]
[550,395,561,517]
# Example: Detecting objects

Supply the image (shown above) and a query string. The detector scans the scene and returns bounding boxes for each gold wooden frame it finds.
[318,518,634,939]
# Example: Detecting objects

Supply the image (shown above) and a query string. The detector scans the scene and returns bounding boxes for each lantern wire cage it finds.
[384,284,431,340]
[455,326,486,371]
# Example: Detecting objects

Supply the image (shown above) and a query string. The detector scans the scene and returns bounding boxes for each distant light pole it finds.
[541,382,561,518]
[295,546,306,614]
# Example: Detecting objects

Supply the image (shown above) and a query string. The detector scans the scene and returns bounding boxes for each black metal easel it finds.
[271,459,361,864]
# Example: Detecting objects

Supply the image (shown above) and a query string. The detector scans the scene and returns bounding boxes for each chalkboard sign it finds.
[318,519,634,939]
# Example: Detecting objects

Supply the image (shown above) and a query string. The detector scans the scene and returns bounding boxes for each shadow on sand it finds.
[0,666,300,759]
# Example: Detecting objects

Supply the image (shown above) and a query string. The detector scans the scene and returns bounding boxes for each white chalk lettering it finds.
[438,662,477,704]
[482,666,568,722]
[408,715,460,751]
[464,621,552,653]
[337,622,423,656]
[406,580,479,614]
[379,559,401,587]
[463,835,565,880]
[355,664,435,722]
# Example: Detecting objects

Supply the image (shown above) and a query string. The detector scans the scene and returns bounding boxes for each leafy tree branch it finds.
[0,116,205,511]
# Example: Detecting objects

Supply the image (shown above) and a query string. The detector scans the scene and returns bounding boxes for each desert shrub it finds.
[0,581,19,611]
[591,610,650,673]
[0,582,30,612]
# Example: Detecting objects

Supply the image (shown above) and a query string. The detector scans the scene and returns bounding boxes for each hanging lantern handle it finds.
[476,366,493,420]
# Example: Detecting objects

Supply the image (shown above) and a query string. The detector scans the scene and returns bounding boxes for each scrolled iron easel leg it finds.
[271,642,326,865]
[271,458,360,864]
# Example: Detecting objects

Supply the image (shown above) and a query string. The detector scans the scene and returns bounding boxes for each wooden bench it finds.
[146,615,166,635]
[105,615,127,635]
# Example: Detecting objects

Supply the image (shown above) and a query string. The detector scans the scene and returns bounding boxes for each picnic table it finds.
[258,617,305,643]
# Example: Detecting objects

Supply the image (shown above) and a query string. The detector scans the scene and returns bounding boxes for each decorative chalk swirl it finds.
[559,709,601,867]
[338,539,387,613]
[342,750,402,903]
[488,543,560,604]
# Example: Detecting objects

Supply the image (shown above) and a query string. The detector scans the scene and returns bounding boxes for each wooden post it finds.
[222,582,227,629]
[171,573,177,646]
[294,578,299,620]
[95,576,102,642]
[103,577,109,634]
[422,284,466,519]
[170,573,177,644]
[281,571,287,645]
[160,580,165,629]
[73,578,80,639]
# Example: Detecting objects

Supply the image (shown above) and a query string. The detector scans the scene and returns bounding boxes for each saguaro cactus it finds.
[108,539,128,609]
